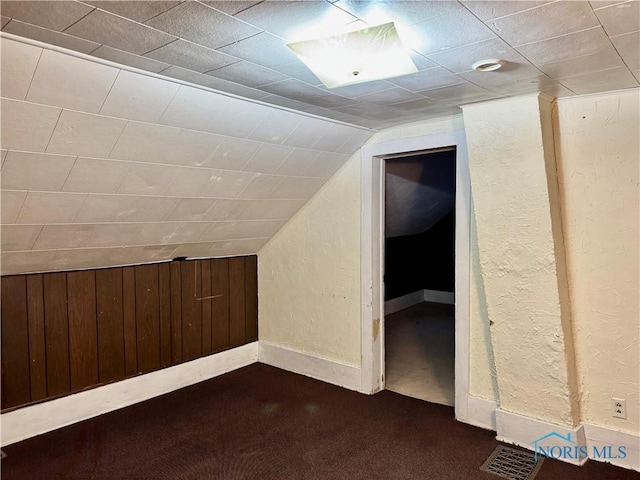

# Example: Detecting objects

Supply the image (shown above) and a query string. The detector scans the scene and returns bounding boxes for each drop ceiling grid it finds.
[3,0,637,127]
[0,35,371,272]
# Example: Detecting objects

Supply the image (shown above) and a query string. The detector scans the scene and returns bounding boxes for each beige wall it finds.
[555,89,640,434]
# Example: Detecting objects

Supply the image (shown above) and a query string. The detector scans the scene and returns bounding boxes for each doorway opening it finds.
[383,148,456,406]
[360,129,470,421]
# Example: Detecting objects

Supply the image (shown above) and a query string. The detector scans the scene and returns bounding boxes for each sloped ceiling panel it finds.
[0,37,374,275]
[385,152,455,238]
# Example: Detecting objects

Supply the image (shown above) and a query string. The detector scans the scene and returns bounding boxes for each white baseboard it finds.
[258,342,362,392]
[384,289,455,315]
[423,289,455,305]
[1,342,258,447]
[584,423,640,472]
[464,396,497,431]
[384,291,424,315]
[495,409,587,466]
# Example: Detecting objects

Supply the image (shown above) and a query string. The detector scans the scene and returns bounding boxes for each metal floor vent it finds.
[480,445,544,480]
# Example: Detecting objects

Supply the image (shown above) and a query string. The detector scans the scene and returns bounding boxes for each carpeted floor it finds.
[2,363,638,479]
[385,302,455,406]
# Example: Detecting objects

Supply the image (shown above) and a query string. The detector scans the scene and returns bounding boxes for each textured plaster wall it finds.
[554,89,640,434]
[258,115,485,369]
[463,95,578,427]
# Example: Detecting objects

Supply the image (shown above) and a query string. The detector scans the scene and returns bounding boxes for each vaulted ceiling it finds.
[1,0,638,275]
[1,0,639,129]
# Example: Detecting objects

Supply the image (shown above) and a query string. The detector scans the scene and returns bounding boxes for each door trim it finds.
[359,130,471,422]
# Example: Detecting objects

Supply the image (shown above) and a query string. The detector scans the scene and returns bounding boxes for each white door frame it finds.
[360,129,471,422]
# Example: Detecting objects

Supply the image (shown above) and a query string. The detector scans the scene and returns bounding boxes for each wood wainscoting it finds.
[1,256,258,411]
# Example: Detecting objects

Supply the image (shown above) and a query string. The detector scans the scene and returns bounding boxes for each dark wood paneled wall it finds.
[1,256,258,411]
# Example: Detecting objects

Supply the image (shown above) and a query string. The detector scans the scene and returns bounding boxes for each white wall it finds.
[555,89,640,435]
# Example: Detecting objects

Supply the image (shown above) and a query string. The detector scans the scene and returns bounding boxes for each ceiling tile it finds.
[131,222,182,246]
[275,148,320,176]
[0,98,61,152]
[258,78,326,101]
[234,220,286,239]
[594,1,640,36]
[146,1,261,49]
[110,121,222,167]
[419,83,501,103]
[304,92,359,109]
[84,1,182,23]
[388,67,464,92]
[235,1,355,40]
[259,95,308,110]
[100,70,180,122]
[317,79,397,99]
[16,191,86,224]
[427,38,530,74]
[487,2,599,46]
[403,3,496,55]
[611,31,640,70]
[514,27,612,65]
[311,124,359,152]
[458,63,545,88]
[144,39,239,72]
[158,66,270,100]
[356,87,425,105]
[1,224,42,251]
[557,66,639,94]
[237,198,305,220]
[163,167,217,197]
[237,174,282,199]
[207,61,289,88]
[117,162,178,195]
[337,130,375,154]
[1,190,27,224]
[271,177,325,199]
[247,109,305,144]
[199,221,241,241]
[590,0,628,8]
[538,47,627,79]
[283,117,334,149]
[460,1,554,21]
[203,199,250,221]
[302,151,349,178]
[2,19,101,54]
[217,32,299,69]
[207,138,261,170]
[75,194,179,222]
[0,37,41,100]
[1,151,76,191]
[202,170,258,198]
[0,1,94,31]
[201,1,263,16]
[1,149,7,167]
[46,110,127,158]
[26,49,119,113]
[90,46,171,73]
[1,16,11,28]
[272,59,322,85]
[85,223,141,248]
[485,74,560,95]
[242,144,293,174]
[62,157,130,193]
[33,224,95,250]
[65,9,177,55]
[166,222,213,244]
[165,198,216,221]
[1,250,57,275]
[159,85,269,137]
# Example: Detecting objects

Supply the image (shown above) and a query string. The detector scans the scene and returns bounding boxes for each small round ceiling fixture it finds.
[472,59,506,72]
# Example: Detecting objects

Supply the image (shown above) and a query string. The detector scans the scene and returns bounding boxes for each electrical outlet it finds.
[612,398,627,419]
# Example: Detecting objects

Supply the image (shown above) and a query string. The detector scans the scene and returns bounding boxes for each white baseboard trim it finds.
[258,342,362,392]
[384,291,424,315]
[464,396,497,431]
[1,342,258,447]
[423,289,455,305]
[495,408,587,466]
[384,289,455,315]
[584,423,640,472]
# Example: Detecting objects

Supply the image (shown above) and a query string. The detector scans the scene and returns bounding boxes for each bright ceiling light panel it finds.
[287,22,418,89]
